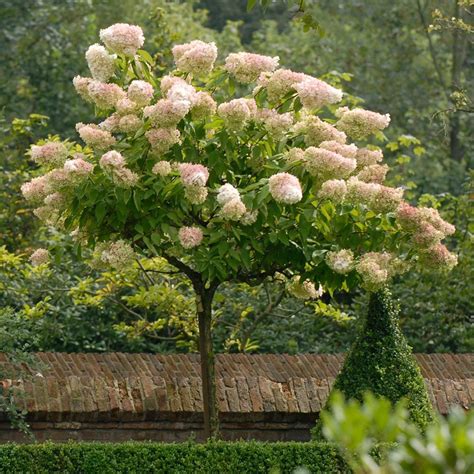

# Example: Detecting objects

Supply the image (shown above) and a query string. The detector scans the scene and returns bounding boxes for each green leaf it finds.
[246,0,257,13]
[137,49,154,65]
[95,202,106,225]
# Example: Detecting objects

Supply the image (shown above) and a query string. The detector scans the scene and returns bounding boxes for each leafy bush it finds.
[321,391,474,474]
[0,441,348,474]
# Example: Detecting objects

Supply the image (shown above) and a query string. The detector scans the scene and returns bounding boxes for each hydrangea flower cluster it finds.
[258,109,294,139]
[30,248,50,266]
[85,44,116,82]
[95,240,136,270]
[294,115,347,146]
[99,150,138,188]
[218,98,257,129]
[336,107,391,140]
[76,123,116,149]
[287,276,323,300]
[293,77,343,110]
[179,226,204,249]
[217,184,246,221]
[303,147,357,181]
[257,69,306,102]
[30,142,68,167]
[269,173,303,204]
[225,52,279,84]
[152,160,172,177]
[172,40,218,76]
[25,23,457,291]
[99,23,144,56]
[326,249,354,274]
[355,252,403,291]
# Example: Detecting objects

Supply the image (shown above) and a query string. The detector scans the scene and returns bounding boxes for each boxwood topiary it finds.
[315,287,435,437]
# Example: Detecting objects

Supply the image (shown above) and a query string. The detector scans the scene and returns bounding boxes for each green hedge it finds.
[0,441,349,474]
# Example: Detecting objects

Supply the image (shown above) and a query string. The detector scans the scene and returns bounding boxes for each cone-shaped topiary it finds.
[315,287,435,436]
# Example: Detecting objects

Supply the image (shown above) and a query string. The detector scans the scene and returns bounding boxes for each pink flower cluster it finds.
[144,99,189,128]
[85,44,115,82]
[293,115,347,147]
[355,147,384,168]
[99,150,125,169]
[72,76,93,102]
[285,147,305,164]
[21,176,50,202]
[30,142,68,167]
[225,52,279,84]
[63,156,94,178]
[98,240,136,270]
[217,184,246,220]
[185,185,208,205]
[326,249,354,274]
[287,276,323,300]
[419,243,458,271]
[179,164,209,205]
[87,80,125,110]
[76,123,116,149]
[22,153,94,207]
[99,150,138,188]
[240,210,258,226]
[357,164,389,184]
[191,91,217,120]
[293,78,342,110]
[303,147,357,180]
[269,173,303,204]
[318,179,347,203]
[346,177,403,213]
[179,163,209,187]
[99,23,144,56]
[178,226,203,249]
[30,248,50,266]
[258,109,293,139]
[257,68,306,103]
[116,98,139,115]
[160,75,188,95]
[396,203,457,270]
[336,107,391,140]
[127,80,154,106]
[218,99,256,130]
[99,114,121,132]
[145,128,180,156]
[166,82,196,106]
[319,141,357,159]
[355,252,401,291]
[152,160,172,177]
[172,40,217,76]
[118,114,142,133]
[44,192,66,208]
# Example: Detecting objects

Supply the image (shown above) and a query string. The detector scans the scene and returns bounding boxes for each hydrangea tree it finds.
[23,23,457,438]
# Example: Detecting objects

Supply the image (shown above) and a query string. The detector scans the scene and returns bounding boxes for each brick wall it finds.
[1,352,472,443]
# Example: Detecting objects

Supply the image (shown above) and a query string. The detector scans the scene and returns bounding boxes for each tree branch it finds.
[162,252,201,284]
[415,0,450,101]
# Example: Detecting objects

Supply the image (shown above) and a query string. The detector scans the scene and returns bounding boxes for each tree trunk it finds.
[449,0,467,162]
[195,285,219,439]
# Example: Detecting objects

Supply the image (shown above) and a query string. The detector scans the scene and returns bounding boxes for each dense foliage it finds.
[0,441,347,474]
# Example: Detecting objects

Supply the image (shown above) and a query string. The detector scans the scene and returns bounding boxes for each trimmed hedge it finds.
[0,441,349,474]
[321,287,435,433]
